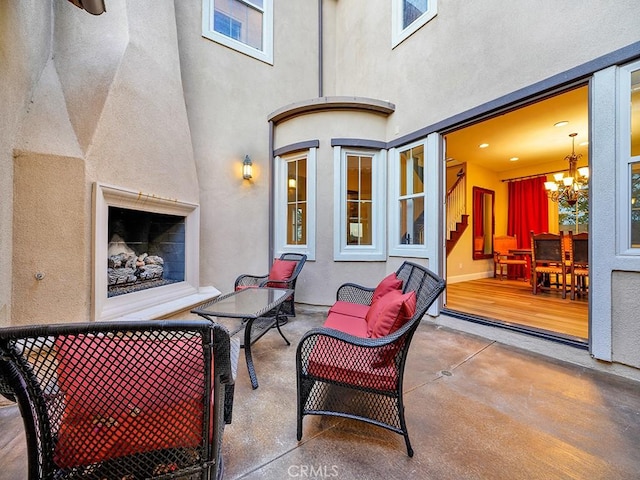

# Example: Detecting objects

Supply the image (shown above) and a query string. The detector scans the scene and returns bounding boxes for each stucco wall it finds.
[331,0,640,141]
[0,1,52,327]
[175,0,319,293]
[13,155,87,324]
[612,271,640,368]
[3,0,199,325]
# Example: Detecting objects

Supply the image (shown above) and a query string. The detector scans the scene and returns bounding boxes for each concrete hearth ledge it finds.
[112,286,221,321]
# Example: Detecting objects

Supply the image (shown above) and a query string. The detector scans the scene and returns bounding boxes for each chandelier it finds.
[544,132,589,205]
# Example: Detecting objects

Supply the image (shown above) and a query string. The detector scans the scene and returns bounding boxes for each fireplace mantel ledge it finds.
[111,286,221,321]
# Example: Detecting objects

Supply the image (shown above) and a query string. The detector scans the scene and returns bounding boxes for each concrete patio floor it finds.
[1,306,640,479]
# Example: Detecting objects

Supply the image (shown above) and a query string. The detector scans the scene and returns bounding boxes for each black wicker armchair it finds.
[234,253,307,318]
[296,262,445,457]
[0,319,238,480]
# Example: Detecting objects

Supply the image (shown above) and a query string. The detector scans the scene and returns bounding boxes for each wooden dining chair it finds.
[530,231,567,298]
[568,232,589,300]
[493,235,527,280]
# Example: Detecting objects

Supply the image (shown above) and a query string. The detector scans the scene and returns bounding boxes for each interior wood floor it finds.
[445,277,588,340]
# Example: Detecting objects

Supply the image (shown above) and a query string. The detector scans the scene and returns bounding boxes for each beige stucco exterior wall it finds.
[331,0,640,141]
[12,155,87,324]
[612,271,640,367]
[174,1,319,293]
[0,1,53,327]
[2,0,199,326]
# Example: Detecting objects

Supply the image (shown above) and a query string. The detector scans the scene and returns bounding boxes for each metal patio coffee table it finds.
[191,287,293,389]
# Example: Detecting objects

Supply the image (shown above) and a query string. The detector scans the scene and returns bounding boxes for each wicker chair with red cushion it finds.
[234,253,307,319]
[0,320,238,480]
[296,262,445,457]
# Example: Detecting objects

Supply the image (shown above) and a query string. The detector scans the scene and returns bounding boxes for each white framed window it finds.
[202,0,274,64]
[617,60,640,253]
[392,0,438,48]
[333,147,386,261]
[389,139,429,257]
[274,149,316,260]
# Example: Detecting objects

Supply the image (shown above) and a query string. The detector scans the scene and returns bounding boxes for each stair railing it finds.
[446,173,466,239]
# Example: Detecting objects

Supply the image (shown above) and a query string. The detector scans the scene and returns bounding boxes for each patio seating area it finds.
[2,306,639,479]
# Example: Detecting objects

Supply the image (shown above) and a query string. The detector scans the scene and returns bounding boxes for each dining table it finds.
[508,248,532,282]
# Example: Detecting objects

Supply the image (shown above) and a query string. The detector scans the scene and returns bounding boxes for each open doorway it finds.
[443,85,589,345]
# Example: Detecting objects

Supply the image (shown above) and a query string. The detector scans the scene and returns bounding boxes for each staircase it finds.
[446,173,467,255]
[447,213,469,252]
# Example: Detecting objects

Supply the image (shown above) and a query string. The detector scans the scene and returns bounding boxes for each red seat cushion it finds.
[367,289,417,338]
[307,336,399,391]
[328,301,370,320]
[323,312,369,337]
[372,273,403,303]
[53,335,207,469]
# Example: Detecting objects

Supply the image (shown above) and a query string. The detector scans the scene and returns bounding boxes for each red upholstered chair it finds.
[0,320,238,480]
[234,253,307,319]
[296,262,446,457]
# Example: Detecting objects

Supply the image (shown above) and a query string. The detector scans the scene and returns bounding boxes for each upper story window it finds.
[334,147,386,261]
[202,0,274,64]
[392,0,438,47]
[274,148,316,260]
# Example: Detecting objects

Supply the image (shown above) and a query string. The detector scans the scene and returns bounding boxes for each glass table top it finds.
[192,287,293,319]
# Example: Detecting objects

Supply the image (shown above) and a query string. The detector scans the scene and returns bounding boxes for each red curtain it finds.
[507,176,549,248]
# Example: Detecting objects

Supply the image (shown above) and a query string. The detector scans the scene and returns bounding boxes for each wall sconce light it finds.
[288,177,297,189]
[243,155,253,180]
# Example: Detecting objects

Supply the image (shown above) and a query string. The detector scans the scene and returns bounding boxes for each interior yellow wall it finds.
[447,162,504,282]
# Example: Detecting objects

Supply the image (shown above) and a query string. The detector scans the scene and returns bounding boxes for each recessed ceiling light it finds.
[479,143,489,148]
[554,121,569,127]
[509,157,519,162]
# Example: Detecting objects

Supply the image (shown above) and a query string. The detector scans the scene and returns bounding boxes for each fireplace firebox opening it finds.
[108,207,186,297]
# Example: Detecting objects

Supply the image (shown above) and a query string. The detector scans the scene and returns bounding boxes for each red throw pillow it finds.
[369,290,417,338]
[268,259,297,282]
[371,273,403,304]
[53,335,206,469]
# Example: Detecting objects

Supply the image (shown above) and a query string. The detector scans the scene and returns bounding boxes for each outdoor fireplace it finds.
[93,183,217,322]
